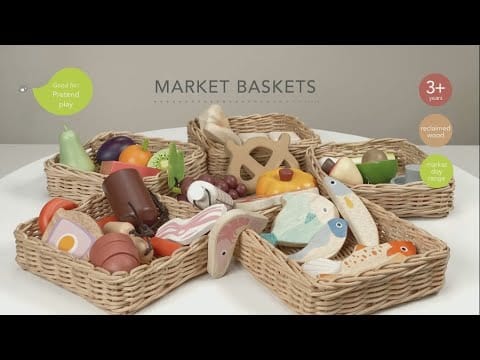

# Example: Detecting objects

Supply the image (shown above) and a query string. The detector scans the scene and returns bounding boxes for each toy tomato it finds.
[118,139,152,167]
[256,168,316,196]
[38,198,78,234]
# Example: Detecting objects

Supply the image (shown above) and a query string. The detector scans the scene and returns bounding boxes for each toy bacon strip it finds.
[155,204,228,245]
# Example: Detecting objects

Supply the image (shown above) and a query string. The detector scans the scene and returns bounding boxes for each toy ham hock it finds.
[103,168,161,227]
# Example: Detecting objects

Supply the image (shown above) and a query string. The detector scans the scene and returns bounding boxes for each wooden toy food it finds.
[256,168,316,196]
[59,125,95,172]
[118,139,152,166]
[103,221,135,235]
[150,236,183,257]
[287,218,348,261]
[268,131,301,143]
[362,149,388,163]
[319,153,396,166]
[323,176,379,246]
[262,192,338,247]
[302,240,417,277]
[100,161,160,178]
[119,139,152,166]
[155,204,228,245]
[238,132,268,143]
[101,221,153,263]
[200,104,242,145]
[199,104,230,129]
[103,168,161,227]
[321,157,363,186]
[207,209,268,278]
[187,180,234,210]
[38,197,78,234]
[391,163,422,185]
[89,232,140,273]
[96,135,135,163]
[180,174,249,203]
[42,208,103,259]
[356,149,398,184]
[96,214,118,229]
[130,236,154,264]
[234,187,319,212]
[225,133,299,194]
[148,148,169,170]
[167,142,185,194]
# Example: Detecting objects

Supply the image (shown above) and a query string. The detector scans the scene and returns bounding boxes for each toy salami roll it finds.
[102,168,159,226]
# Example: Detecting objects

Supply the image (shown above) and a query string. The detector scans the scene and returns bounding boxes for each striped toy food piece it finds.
[155,204,228,245]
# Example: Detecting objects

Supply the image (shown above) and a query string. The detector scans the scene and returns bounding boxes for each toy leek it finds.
[167,142,185,194]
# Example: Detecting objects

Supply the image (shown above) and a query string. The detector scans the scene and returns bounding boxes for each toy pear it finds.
[59,125,95,172]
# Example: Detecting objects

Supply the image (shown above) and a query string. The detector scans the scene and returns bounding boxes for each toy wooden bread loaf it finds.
[41,208,103,259]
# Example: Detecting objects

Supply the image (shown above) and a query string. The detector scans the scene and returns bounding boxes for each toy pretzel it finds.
[225,133,299,194]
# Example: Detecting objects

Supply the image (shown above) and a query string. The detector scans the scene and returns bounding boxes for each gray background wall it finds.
[0,45,478,144]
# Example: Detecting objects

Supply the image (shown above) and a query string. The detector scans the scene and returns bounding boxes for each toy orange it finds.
[119,139,152,167]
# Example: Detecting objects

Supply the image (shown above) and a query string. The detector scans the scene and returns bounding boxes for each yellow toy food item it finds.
[256,168,316,196]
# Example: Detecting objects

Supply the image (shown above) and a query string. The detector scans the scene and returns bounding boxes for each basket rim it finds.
[188,114,320,146]
[45,130,206,182]
[306,138,456,191]
[14,193,207,284]
[246,195,450,288]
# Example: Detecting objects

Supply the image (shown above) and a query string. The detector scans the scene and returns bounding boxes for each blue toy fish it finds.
[288,218,348,261]
[261,192,338,247]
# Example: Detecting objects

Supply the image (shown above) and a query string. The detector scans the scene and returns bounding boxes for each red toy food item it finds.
[89,232,140,273]
[100,161,160,178]
[38,198,78,234]
[96,214,119,229]
[150,236,183,257]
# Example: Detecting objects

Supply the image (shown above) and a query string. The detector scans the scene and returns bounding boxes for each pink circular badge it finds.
[419,73,452,106]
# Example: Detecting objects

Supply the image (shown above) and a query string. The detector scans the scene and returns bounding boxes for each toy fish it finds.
[323,176,379,247]
[288,218,348,262]
[155,204,227,245]
[262,192,338,247]
[302,240,417,277]
[208,209,268,278]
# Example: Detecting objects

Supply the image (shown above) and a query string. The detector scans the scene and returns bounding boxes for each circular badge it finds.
[418,73,452,106]
[420,154,453,188]
[419,114,453,147]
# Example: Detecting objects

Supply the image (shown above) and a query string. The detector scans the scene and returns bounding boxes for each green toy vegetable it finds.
[59,125,95,172]
[167,143,185,194]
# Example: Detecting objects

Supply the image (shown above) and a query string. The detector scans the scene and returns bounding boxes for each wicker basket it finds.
[305,138,455,218]
[14,194,207,314]
[235,197,450,315]
[187,113,321,174]
[45,131,208,203]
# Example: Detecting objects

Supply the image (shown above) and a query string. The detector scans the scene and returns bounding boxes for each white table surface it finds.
[0,128,478,315]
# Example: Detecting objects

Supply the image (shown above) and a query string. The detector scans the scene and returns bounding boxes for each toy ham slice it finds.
[100,161,160,178]
[155,204,228,245]
[207,209,268,278]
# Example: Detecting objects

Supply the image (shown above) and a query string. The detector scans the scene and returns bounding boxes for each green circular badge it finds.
[33,67,93,116]
[420,154,453,188]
